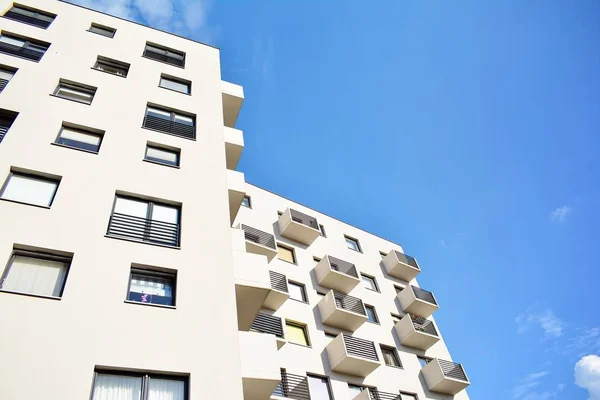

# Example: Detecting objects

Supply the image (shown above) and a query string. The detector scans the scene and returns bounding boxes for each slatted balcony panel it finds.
[0,42,46,61]
[242,224,276,250]
[289,209,318,229]
[273,370,310,400]
[107,213,180,247]
[250,312,284,338]
[0,125,8,143]
[438,359,468,382]
[142,115,195,139]
[0,78,9,93]
[270,271,288,293]
[333,291,366,315]
[392,250,420,270]
[410,315,438,336]
[343,335,379,361]
[411,285,437,305]
[368,389,401,400]
[328,256,358,278]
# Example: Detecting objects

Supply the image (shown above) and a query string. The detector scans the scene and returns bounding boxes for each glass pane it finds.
[147,107,171,120]
[348,385,363,396]
[307,376,332,400]
[417,357,430,367]
[91,26,114,36]
[146,146,178,165]
[151,204,179,224]
[2,255,67,297]
[288,283,305,302]
[400,394,417,400]
[57,86,93,103]
[365,306,377,323]
[0,69,14,81]
[277,246,295,263]
[59,128,101,146]
[361,275,377,290]
[146,44,167,55]
[241,197,250,207]
[345,237,360,251]
[92,373,142,400]
[173,114,193,126]
[96,61,126,76]
[148,378,185,400]
[285,323,308,346]
[160,77,189,94]
[128,272,174,306]
[0,35,25,46]
[10,7,36,17]
[1,174,58,207]
[114,197,148,218]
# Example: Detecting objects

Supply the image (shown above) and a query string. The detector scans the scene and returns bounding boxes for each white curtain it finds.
[146,147,178,164]
[1,174,58,207]
[173,114,193,126]
[60,128,101,146]
[93,374,142,400]
[148,378,184,400]
[160,78,189,94]
[151,204,178,224]
[114,197,148,218]
[130,274,172,298]
[2,255,67,297]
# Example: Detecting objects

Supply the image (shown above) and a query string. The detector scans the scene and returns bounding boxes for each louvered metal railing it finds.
[327,256,358,278]
[242,224,276,250]
[273,370,311,400]
[142,114,195,139]
[250,312,284,338]
[4,11,54,28]
[437,359,468,382]
[343,334,379,361]
[392,250,420,270]
[270,271,288,293]
[143,48,185,67]
[367,388,401,400]
[0,42,47,61]
[410,315,438,336]
[107,213,180,247]
[333,291,366,315]
[411,285,437,305]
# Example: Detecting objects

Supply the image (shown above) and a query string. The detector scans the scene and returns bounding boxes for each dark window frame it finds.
[143,42,186,68]
[0,108,18,143]
[394,285,405,294]
[54,124,103,154]
[159,74,191,95]
[91,369,189,400]
[399,391,419,400]
[361,273,379,292]
[306,374,334,400]
[144,143,180,168]
[365,304,379,324]
[92,56,129,77]
[391,313,403,323]
[87,23,116,38]
[142,104,196,140]
[285,320,311,347]
[417,356,433,367]
[277,243,297,264]
[0,32,50,62]
[0,65,16,93]
[344,235,362,253]
[380,344,402,368]
[241,195,251,208]
[52,79,97,105]
[287,280,307,303]
[3,4,56,29]
[0,170,60,208]
[319,224,326,237]
[126,266,177,307]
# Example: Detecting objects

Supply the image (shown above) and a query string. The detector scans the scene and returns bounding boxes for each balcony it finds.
[398,285,439,318]
[314,255,360,293]
[352,388,402,400]
[106,213,180,247]
[318,290,367,331]
[242,224,278,261]
[272,370,310,400]
[251,312,286,349]
[326,334,380,377]
[394,314,440,350]
[239,331,281,400]
[222,80,244,128]
[264,271,290,311]
[382,250,420,282]
[278,208,320,245]
[225,126,244,170]
[421,358,470,395]
[234,251,271,331]
[228,170,246,224]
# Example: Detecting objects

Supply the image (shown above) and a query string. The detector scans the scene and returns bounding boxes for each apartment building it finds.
[0,1,469,400]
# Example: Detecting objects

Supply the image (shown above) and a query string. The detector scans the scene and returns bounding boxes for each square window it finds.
[0,170,59,207]
[0,66,16,93]
[307,375,333,400]
[277,244,296,264]
[92,370,187,400]
[380,345,402,368]
[344,236,361,252]
[288,281,307,302]
[88,23,116,38]
[241,195,251,208]
[144,42,185,67]
[160,74,191,94]
[4,5,56,29]
[400,393,418,400]
[145,143,180,167]
[0,249,71,298]
[53,80,96,104]
[417,356,432,367]
[319,224,326,237]
[365,304,379,323]
[55,124,103,153]
[361,273,379,291]
[127,267,176,306]
[93,56,129,77]
[285,321,310,346]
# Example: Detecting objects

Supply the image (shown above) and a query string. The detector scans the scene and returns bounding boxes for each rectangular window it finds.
[361,273,379,291]
[0,170,59,207]
[241,195,251,208]
[277,244,296,264]
[0,108,18,143]
[288,281,307,302]
[107,195,181,247]
[128,268,176,306]
[88,23,116,38]
[391,313,402,323]
[394,285,404,294]
[143,105,195,140]
[159,75,191,94]
[345,235,362,252]
[400,393,418,400]
[0,33,49,62]
[145,144,180,167]
[417,356,432,367]
[53,80,96,104]
[380,345,402,368]
[55,124,103,153]
[319,224,326,237]
[0,249,71,298]
[307,375,333,400]
[4,5,56,29]
[285,321,309,346]
[92,370,187,400]
[365,304,379,323]
[143,42,185,67]
[379,251,387,259]
[0,66,16,93]
[93,56,129,77]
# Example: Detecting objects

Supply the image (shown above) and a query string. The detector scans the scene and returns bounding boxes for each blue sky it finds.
[72,1,600,399]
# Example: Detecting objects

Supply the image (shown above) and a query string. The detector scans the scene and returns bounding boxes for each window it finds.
[400,393,418,400]
[324,332,337,339]
[394,285,404,294]
[107,195,181,247]
[145,143,180,167]
[391,313,402,323]
[288,281,307,302]
[127,268,176,306]
[313,256,321,263]
[53,80,96,104]
[285,321,309,346]
[3,5,55,29]
[143,105,195,139]
[0,170,59,207]
[348,384,365,396]
[159,75,191,94]
[54,124,103,153]
[241,195,251,208]
[307,375,333,400]
[0,249,70,298]
[0,66,16,93]
[277,244,296,264]
[361,273,378,291]
[88,23,116,38]
[380,345,402,368]
[417,356,432,367]
[344,236,361,252]
[319,224,326,237]
[379,251,387,258]
[92,370,187,400]
[0,33,49,62]
[93,56,129,77]
[0,108,18,143]
[365,304,378,323]
[143,42,185,67]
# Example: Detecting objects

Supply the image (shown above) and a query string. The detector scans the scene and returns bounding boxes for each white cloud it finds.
[516,309,565,337]
[575,355,600,400]
[70,0,134,19]
[550,205,572,222]
[513,371,549,399]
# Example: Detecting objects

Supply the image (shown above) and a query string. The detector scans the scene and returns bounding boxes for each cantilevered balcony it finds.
[314,255,360,293]
[222,80,243,128]
[278,208,320,245]
[272,370,310,400]
[233,251,271,331]
[240,331,281,400]
[242,224,278,261]
[225,126,244,170]
[326,334,380,377]
[251,312,286,349]
[421,358,470,395]
[398,285,439,318]
[352,388,402,400]
[228,169,246,224]
[394,314,440,350]
[264,271,290,310]
[382,250,420,282]
[318,290,367,331]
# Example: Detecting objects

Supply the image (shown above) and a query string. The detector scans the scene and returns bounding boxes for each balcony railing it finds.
[0,42,46,61]
[391,250,420,270]
[143,48,185,67]
[328,256,358,278]
[290,209,318,230]
[410,315,438,336]
[4,11,54,28]
[242,224,276,250]
[250,312,284,338]
[367,389,401,400]
[343,334,379,361]
[0,78,8,93]
[142,114,195,139]
[438,359,468,382]
[334,291,366,315]
[412,286,437,305]
[273,370,310,400]
[270,271,288,293]
[106,213,180,247]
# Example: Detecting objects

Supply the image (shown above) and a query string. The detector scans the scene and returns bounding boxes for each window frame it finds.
[394,285,405,294]
[417,356,433,368]
[364,304,379,324]
[159,74,191,95]
[52,80,97,105]
[0,65,16,93]
[143,42,186,68]
[0,170,60,208]
[0,108,18,143]
[241,195,251,208]
[306,374,334,400]
[285,320,310,347]
[87,23,116,38]
[344,235,362,252]
[399,392,419,400]
[91,369,189,400]
[126,266,177,308]
[380,344,402,368]
[3,4,56,29]
[287,280,307,303]
[360,273,379,292]
[379,251,388,259]
[54,124,103,154]
[144,143,180,168]
[391,313,403,323]
[0,33,50,62]
[276,243,296,264]
[143,105,196,140]
[92,56,129,77]
[319,224,326,237]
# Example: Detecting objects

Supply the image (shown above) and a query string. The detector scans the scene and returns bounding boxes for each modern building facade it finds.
[0,1,470,400]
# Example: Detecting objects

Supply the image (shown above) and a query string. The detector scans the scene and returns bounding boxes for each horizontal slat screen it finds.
[250,312,284,338]
[333,291,366,315]
[107,213,179,247]
[327,256,358,278]
[273,370,311,400]
[437,359,468,382]
[343,334,379,361]
[241,224,276,250]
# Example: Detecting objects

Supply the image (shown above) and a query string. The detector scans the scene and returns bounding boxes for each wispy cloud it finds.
[550,205,572,223]
[512,372,567,400]
[575,355,600,400]
[439,239,446,247]
[516,308,565,337]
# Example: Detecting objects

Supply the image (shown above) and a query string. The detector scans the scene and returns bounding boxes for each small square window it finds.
[55,124,103,153]
[365,304,379,323]
[417,356,432,367]
[93,56,129,77]
[400,392,418,400]
[288,281,307,302]
[324,331,337,339]
[277,244,296,264]
[361,273,379,291]
[380,345,402,368]
[0,33,49,62]
[394,285,405,294]
[344,236,362,252]
[88,23,116,38]
[127,267,176,307]
[145,143,180,167]
[285,321,310,346]
[319,224,326,237]
[348,384,366,396]
[277,210,283,216]
[53,80,96,104]
[379,251,387,259]
[391,313,402,323]
[160,74,191,94]
[0,170,59,207]
[241,196,251,208]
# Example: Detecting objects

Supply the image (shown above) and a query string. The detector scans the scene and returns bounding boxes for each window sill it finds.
[1,16,50,30]
[277,259,297,266]
[347,248,363,253]
[87,29,115,38]
[287,342,312,349]
[51,142,99,154]
[91,67,127,78]
[141,55,185,69]
[158,85,191,96]
[104,235,181,250]
[384,365,404,370]
[365,288,381,293]
[49,93,93,105]
[289,298,309,305]
[143,159,180,169]
[124,300,176,310]
[0,289,61,300]
[0,197,51,209]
